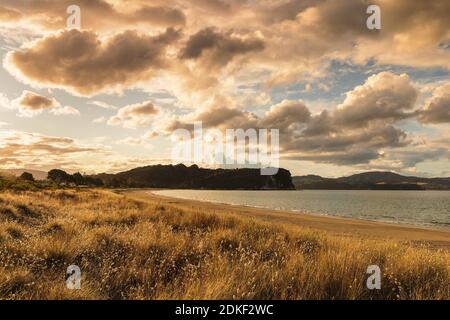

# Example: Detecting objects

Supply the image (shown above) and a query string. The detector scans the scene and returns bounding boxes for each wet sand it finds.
[121,189,450,250]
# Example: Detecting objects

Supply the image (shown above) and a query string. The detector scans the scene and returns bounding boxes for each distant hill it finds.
[0,169,48,180]
[293,172,450,190]
[91,164,295,190]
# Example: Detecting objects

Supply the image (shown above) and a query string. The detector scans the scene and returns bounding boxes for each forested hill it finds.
[91,164,295,190]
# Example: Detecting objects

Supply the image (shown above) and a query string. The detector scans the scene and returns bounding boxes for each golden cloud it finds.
[11,90,79,117]
[333,72,419,128]
[0,5,22,21]
[16,90,58,111]
[418,83,450,124]
[107,101,160,128]
[5,28,181,96]
[0,0,185,30]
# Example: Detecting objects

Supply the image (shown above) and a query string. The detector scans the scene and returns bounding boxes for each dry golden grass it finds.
[0,189,449,300]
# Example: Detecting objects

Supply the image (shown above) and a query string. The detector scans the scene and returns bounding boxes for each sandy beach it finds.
[123,189,450,250]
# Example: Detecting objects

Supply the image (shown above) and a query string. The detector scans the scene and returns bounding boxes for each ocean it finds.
[153,189,450,229]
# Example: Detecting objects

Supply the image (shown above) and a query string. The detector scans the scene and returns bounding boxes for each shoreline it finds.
[151,190,450,231]
[122,189,450,250]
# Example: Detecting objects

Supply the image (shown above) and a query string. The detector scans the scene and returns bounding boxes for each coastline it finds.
[121,189,450,250]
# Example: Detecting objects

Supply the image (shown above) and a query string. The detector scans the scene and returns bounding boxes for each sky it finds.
[0,0,449,177]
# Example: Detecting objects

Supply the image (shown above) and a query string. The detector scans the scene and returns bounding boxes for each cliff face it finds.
[92,164,295,190]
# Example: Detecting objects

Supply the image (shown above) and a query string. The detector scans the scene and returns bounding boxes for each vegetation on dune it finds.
[0,174,41,192]
[47,170,103,187]
[0,171,99,191]
[0,189,449,300]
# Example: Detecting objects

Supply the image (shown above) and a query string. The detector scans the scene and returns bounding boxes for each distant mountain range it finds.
[0,169,48,180]
[293,172,450,190]
[91,164,295,190]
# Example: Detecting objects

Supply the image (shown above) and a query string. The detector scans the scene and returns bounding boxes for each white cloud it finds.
[88,100,117,110]
[92,116,107,124]
[51,106,80,116]
[107,101,160,128]
[116,131,158,148]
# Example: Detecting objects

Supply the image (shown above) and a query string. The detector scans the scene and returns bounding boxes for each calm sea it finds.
[153,190,450,229]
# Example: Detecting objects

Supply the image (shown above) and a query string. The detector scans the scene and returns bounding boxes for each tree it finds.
[19,172,35,182]
[72,172,84,185]
[47,169,73,184]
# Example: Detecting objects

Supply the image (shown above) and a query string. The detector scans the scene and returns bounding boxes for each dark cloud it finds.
[180,28,265,66]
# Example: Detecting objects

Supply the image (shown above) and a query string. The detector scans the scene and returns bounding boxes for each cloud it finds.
[88,101,117,110]
[1,1,449,175]
[130,5,186,27]
[189,0,232,13]
[301,110,335,137]
[116,131,158,147]
[10,91,79,117]
[165,97,260,133]
[0,0,185,30]
[5,28,181,96]
[4,0,448,108]
[107,101,160,128]
[259,0,324,24]
[284,125,408,154]
[418,83,450,124]
[249,0,450,89]
[0,130,107,170]
[333,72,419,128]
[13,90,59,115]
[51,106,80,116]
[180,28,265,67]
[0,6,22,21]
[288,149,381,166]
[92,116,107,124]
[0,93,11,109]
[260,100,311,129]
[353,0,450,69]
[164,72,419,167]
[275,72,417,164]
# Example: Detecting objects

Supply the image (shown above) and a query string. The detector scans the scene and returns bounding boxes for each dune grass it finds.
[0,189,448,300]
